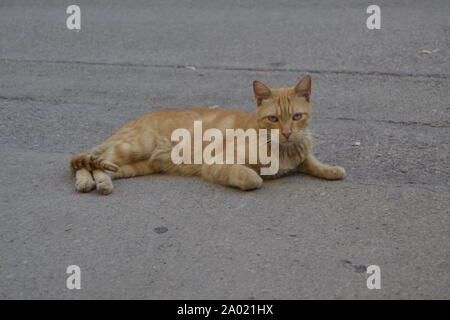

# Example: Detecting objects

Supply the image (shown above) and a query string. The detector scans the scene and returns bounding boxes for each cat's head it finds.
[253,76,312,145]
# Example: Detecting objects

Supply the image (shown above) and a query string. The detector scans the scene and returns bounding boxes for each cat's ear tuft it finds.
[294,75,311,102]
[253,80,272,106]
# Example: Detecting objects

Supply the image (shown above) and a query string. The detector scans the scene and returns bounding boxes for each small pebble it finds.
[154,226,168,234]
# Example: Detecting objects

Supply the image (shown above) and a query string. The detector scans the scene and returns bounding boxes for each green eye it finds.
[268,115,278,122]
[292,113,303,120]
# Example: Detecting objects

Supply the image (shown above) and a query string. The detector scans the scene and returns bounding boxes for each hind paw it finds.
[75,173,96,193]
[93,171,114,195]
[97,180,113,195]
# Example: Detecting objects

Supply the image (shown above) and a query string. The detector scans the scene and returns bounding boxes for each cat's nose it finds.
[282,131,291,139]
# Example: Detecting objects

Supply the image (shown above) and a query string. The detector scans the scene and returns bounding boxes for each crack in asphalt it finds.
[1,58,449,79]
[327,117,450,128]
[1,95,448,128]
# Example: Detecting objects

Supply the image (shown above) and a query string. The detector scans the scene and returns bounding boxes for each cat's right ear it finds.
[253,80,272,106]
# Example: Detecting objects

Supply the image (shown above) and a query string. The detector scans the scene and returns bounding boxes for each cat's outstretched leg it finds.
[201,164,263,190]
[298,154,345,180]
[70,128,157,172]
[74,168,96,192]
[87,135,157,172]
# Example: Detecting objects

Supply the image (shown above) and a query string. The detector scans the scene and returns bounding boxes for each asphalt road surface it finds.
[0,0,449,299]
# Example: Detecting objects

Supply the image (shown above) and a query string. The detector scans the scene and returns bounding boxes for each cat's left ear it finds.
[294,75,311,102]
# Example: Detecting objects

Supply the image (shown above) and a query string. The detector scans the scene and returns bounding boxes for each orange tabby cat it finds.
[70,75,345,195]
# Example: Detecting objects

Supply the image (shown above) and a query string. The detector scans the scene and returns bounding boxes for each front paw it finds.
[230,166,263,191]
[327,166,346,180]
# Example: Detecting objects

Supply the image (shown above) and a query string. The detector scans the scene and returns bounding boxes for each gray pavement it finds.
[0,0,449,299]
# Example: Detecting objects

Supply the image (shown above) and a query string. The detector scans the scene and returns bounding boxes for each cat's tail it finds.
[70,144,119,172]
